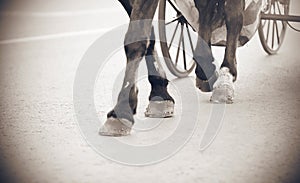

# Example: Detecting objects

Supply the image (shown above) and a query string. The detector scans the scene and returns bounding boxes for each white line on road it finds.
[0,9,121,17]
[0,28,109,45]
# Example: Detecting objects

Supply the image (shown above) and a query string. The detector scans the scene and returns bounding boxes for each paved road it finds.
[0,1,300,182]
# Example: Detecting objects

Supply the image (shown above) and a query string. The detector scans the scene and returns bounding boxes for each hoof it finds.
[210,86,234,104]
[99,117,132,137]
[196,71,218,92]
[145,100,174,118]
[210,67,234,104]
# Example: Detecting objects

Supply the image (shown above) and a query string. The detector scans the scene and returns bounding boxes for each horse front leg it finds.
[211,0,244,103]
[99,0,159,136]
[144,27,175,118]
[117,0,174,118]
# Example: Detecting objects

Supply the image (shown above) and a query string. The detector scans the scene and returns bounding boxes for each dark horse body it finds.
[99,0,245,136]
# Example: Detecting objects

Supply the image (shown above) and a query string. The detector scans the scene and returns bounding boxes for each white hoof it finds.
[99,117,132,136]
[145,100,174,118]
[210,67,234,104]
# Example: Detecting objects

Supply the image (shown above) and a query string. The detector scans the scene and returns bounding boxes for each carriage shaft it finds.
[261,13,300,22]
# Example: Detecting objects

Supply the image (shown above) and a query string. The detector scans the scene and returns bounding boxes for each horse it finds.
[99,0,245,136]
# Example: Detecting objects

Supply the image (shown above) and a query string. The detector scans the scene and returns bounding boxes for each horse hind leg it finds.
[144,27,174,118]
[210,67,235,104]
[99,0,160,136]
[210,0,244,104]
[194,35,218,92]
[193,0,218,92]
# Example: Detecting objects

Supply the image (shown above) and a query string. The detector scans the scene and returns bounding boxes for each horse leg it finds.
[144,27,175,118]
[193,1,218,92]
[117,0,174,117]
[99,0,159,136]
[221,0,244,81]
[194,30,218,92]
[211,0,244,103]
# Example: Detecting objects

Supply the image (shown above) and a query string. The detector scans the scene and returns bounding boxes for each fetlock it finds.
[148,76,174,103]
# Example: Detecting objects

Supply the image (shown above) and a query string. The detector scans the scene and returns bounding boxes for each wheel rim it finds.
[258,0,289,55]
[159,0,196,77]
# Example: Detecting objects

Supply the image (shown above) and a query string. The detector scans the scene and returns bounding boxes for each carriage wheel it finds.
[258,0,290,55]
[158,0,196,78]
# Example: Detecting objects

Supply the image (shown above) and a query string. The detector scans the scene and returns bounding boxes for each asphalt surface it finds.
[0,0,300,182]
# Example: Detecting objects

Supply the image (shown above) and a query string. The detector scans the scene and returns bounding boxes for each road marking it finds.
[0,9,121,17]
[0,28,109,44]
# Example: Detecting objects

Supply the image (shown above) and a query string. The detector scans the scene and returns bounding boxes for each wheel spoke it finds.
[266,2,274,44]
[186,24,195,54]
[181,24,187,70]
[275,0,285,27]
[266,19,271,43]
[274,20,280,45]
[275,0,282,15]
[271,2,275,15]
[168,22,179,50]
[175,23,183,66]
[272,20,275,48]
[261,19,267,29]
[165,16,181,26]
[167,0,181,15]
